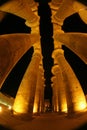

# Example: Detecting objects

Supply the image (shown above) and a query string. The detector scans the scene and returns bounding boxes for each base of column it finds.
[33,112,40,116]
[12,110,33,120]
[66,109,87,118]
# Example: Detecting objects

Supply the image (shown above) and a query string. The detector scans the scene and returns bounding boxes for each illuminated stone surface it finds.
[51,1,87,114]
[0,0,39,27]
[52,48,87,113]
[51,76,59,112]
[51,6,67,113]
[0,0,87,118]
[52,65,67,113]
[0,33,39,89]
[0,92,14,107]
[49,0,63,10]
[33,65,44,113]
[13,50,41,115]
[27,0,38,11]
[78,9,87,24]
[39,79,45,113]
[54,32,87,64]
[52,0,86,26]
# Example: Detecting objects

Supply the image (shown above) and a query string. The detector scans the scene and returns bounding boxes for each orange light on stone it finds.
[13,96,29,114]
[33,103,38,113]
[73,98,87,112]
[79,102,87,110]
[0,106,2,112]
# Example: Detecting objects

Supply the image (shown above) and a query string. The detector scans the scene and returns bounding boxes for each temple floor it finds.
[0,109,87,130]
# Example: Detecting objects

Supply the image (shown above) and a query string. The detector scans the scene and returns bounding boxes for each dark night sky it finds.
[0,1,87,99]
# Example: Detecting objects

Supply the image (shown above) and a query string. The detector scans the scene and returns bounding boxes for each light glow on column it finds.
[74,98,87,111]
[0,106,2,112]
[61,104,68,113]
[33,103,38,113]
[13,97,29,114]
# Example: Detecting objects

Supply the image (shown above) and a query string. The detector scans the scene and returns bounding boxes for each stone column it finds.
[13,13,41,115]
[50,2,67,113]
[52,64,67,113]
[33,64,44,114]
[13,48,41,116]
[39,78,45,113]
[50,0,87,114]
[51,83,54,111]
[51,3,87,113]
[52,48,87,113]
[51,76,59,112]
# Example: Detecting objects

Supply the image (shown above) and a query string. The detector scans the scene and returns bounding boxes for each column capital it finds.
[25,15,40,28]
[51,64,59,74]
[28,1,38,12]
[52,16,63,27]
[49,0,63,10]
[53,22,63,34]
[51,76,56,82]
[52,49,64,59]
[32,50,42,61]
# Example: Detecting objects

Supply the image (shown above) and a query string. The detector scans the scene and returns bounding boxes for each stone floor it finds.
[0,108,87,130]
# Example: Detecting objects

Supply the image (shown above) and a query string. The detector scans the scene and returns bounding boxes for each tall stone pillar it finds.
[39,81,45,113]
[13,48,41,116]
[50,2,87,114]
[51,76,59,112]
[51,65,67,113]
[52,48,87,113]
[33,64,44,114]
[12,5,41,115]
[50,2,67,113]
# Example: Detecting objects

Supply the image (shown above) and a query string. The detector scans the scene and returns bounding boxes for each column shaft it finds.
[52,65,67,113]
[13,51,41,115]
[39,78,45,113]
[51,77,59,112]
[33,65,44,114]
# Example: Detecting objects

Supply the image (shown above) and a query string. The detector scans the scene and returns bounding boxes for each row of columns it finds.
[1,0,86,118]
[52,48,87,113]
[13,45,45,116]
[33,64,45,114]
[51,65,67,113]
[12,0,45,117]
[50,1,87,114]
